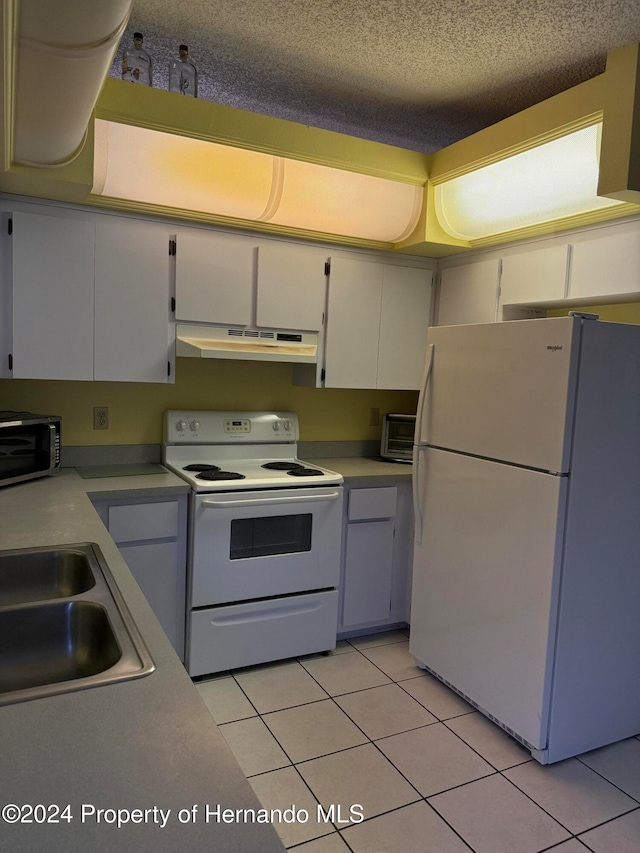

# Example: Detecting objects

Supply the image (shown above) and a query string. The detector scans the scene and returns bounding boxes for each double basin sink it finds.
[0,543,154,706]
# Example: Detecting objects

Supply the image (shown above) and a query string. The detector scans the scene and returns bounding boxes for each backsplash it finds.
[0,358,418,446]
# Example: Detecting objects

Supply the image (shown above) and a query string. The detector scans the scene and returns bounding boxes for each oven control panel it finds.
[224,419,251,434]
[164,411,300,444]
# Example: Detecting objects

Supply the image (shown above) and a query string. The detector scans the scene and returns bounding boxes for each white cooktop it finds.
[163,410,343,492]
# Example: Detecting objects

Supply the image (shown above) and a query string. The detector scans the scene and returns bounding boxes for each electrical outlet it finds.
[369,407,380,427]
[93,406,109,430]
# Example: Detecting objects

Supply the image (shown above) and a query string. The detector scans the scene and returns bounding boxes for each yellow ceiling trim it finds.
[86,194,395,251]
[465,202,640,249]
[598,43,640,203]
[429,76,605,185]
[96,78,429,186]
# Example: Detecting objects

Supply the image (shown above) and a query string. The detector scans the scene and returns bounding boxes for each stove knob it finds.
[176,420,187,432]
[189,420,200,432]
[273,421,280,432]
[284,419,291,432]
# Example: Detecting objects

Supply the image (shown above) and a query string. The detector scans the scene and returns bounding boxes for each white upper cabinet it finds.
[10,211,94,380]
[325,257,382,388]
[569,226,640,300]
[174,228,255,326]
[377,265,432,390]
[499,244,570,308]
[95,218,173,383]
[324,257,431,390]
[438,259,500,325]
[256,243,326,331]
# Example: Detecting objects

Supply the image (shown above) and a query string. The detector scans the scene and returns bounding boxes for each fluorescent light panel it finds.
[434,123,623,240]
[93,120,422,242]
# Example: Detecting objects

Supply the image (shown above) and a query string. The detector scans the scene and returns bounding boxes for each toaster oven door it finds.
[0,422,60,486]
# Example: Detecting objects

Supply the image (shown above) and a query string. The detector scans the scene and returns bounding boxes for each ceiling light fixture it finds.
[433,123,623,241]
[92,120,423,243]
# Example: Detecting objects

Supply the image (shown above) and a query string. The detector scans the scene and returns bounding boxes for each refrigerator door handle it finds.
[412,445,424,545]
[415,344,434,445]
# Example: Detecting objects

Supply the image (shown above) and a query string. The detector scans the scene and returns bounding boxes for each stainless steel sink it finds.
[0,548,96,607]
[0,543,154,706]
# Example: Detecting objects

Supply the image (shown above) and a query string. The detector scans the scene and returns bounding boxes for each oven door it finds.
[190,486,343,606]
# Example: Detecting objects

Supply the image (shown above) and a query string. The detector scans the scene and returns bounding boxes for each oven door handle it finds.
[201,491,341,508]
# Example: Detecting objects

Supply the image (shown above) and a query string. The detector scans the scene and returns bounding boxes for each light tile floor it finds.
[196,631,640,852]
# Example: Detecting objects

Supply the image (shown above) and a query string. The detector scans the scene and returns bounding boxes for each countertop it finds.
[0,469,285,852]
[310,456,413,484]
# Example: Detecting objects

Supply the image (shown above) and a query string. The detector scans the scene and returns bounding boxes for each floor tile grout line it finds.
[537,839,587,853]
[250,761,337,846]
[230,660,330,716]
[573,803,640,842]
[574,751,640,805]
[438,716,533,773]
[502,758,640,836]
[215,648,559,852]
[251,658,434,829]
[495,768,610,839]
[198,648,640,849]
[345,632,410,651]
[393,676,476,722]
[336,797,478,853]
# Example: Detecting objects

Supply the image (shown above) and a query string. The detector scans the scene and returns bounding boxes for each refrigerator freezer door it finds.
[410,447,566,749]
[415,317,580,473]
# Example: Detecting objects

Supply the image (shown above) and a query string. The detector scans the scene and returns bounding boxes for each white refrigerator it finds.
[410,315,640,764]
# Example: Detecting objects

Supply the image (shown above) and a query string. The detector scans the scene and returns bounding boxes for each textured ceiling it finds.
[108,0,640,153]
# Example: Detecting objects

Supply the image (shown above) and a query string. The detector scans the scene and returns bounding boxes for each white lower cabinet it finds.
[338,481,413,636]
[93,494,188,659]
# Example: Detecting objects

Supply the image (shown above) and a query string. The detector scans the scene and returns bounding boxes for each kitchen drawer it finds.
[348,487,397,520]
[188,590,338,676]
[108,500,179,544]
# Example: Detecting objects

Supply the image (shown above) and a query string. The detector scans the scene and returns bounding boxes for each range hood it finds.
[176,325,318,364]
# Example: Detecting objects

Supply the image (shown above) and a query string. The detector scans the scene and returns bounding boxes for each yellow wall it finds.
[0,358,418,446]
[547,302,640,323]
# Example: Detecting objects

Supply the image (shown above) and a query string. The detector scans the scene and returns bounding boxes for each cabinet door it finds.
[95,218,172,383]
[377,265,432,390]
[11,211,94,380]
[342,520,395,627]
[438,259,500,325]
[324,256,382,388]
[174,228,254,325]
[118,542,184,657]
[569,227,640,300]
[500,244,569,307]
[256,243,326,330]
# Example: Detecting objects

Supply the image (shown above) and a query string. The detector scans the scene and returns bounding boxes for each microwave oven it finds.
[0,412,61,487]
[380,413,415,463]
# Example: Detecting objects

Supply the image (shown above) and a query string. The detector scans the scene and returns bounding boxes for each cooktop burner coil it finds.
[196,470,246,481]
[261,462,304,471]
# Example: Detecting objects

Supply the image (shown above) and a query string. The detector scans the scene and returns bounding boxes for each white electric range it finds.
[163,411,344,675]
